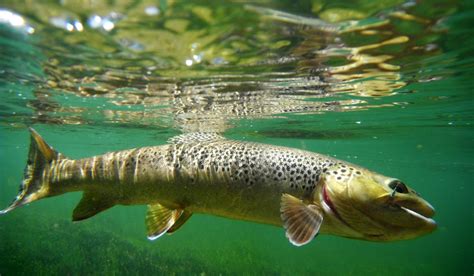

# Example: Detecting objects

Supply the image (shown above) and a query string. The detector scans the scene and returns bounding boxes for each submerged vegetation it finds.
[0,213,284,275]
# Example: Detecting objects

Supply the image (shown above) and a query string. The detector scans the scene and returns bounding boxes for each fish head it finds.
[317,164,436,241]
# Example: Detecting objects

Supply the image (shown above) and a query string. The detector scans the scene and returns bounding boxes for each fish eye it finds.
[388,180,408,194]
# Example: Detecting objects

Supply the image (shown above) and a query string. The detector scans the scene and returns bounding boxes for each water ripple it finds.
[0,1,465,132]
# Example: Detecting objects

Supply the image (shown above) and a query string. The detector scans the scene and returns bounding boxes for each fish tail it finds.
[1,128,62,215]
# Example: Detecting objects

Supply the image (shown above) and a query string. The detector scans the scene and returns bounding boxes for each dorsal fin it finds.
[168,132,225,144]
[146,203,185,240]
[280,193,323,246]
[72,192,116,221]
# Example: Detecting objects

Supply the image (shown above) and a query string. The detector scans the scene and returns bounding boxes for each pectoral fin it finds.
[280,193,323,246]
[72,192,115,221]
[146,203,185,240]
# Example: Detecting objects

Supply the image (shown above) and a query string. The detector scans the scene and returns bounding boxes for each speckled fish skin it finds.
[1,130,437,244]
[49,134,341,226]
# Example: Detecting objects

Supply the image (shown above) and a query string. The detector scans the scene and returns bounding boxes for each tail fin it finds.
[0,128,61,215]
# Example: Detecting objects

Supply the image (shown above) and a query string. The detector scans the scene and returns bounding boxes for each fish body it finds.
[1,129,436,246]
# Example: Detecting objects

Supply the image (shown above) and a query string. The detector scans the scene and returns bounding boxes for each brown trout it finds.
[0,129,436,246]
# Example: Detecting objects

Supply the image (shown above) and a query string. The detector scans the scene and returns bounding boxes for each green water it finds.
[0,0,472,275]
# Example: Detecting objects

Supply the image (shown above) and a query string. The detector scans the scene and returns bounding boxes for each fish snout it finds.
[393,196,435,219]
[388,195,437,236]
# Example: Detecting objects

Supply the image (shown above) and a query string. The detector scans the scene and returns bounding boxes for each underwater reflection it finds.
[0,1,448,131]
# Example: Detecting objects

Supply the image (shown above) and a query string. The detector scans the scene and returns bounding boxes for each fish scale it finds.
[0,129,436,246]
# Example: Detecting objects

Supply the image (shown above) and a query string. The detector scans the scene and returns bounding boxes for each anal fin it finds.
[280,193,323,246]
[73,192,115,221]
[146,203,187,240]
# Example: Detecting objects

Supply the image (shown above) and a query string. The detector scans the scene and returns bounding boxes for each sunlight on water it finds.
[1,0,461,132]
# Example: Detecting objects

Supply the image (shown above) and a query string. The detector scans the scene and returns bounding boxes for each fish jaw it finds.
[369,192,437,241]
[316,165,437,241]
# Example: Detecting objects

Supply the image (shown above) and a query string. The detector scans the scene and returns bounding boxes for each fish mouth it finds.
[322,184,437,239]
[391,199,437,227]
[400,206,436,226]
